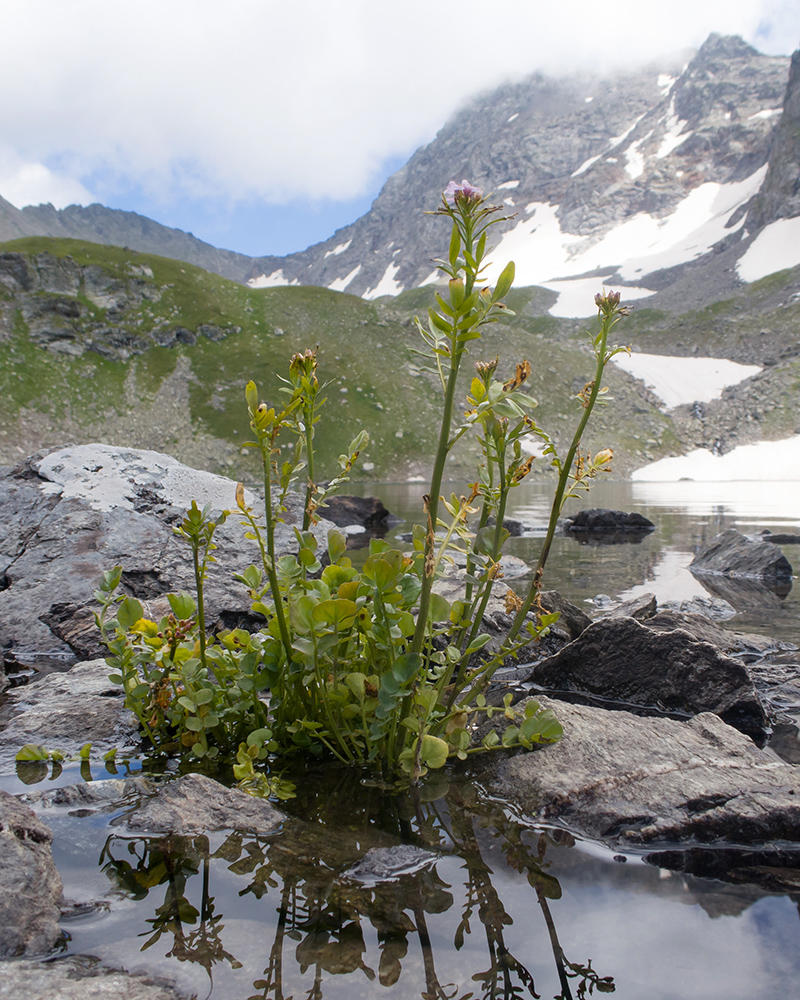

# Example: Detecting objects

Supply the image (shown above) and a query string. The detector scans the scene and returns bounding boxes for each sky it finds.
[1,0,799,258]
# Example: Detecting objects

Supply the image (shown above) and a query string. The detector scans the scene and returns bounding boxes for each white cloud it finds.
[0,1,797,212]
[0,152,94,209]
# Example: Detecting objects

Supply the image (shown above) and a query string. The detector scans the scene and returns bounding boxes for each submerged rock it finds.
[0,957,185,999]
[690,528,793,583]
[489,696,800,845]
[0,791,62,957]
[127,773,285,835]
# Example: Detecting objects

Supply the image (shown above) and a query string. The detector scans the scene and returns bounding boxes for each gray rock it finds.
[760,530,800,545]
[343,844,439,885]
[127,773,285,835]
[0,659,139,771]
[645,610,784,658]
[690,529,793,583]
[0,957,185,999]
[489,696,800,845]
[659,595,736,621]
[0,791,62,957]
[529,616,768,740]
[0,445,335,660]
[600,592,657,621]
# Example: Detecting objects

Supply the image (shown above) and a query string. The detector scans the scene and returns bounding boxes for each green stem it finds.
[505,316,612,649]
[260,436,294,664]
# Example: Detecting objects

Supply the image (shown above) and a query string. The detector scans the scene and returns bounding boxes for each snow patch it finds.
[657,74,677,94]
[497,180,520,190]
[363,263,403,299]
[248,269,299,288]
[507,113,519,123]
[419,268,441,286]
[656,98,691,158]
[482,167,766,289]
[624,132,652,180]
[541,278,655,318]
[324,240,352,258]
[632,435,800,482]
[736,217,800,282]
[328,265,362,292]
[748,108,781,120]
[571,154,601,178]
[613,353,761,409]
[585,96,593,103]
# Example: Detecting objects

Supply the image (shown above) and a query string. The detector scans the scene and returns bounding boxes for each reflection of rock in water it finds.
[689,571,792,609]
[645,846,800,897]
[568,528,652,545]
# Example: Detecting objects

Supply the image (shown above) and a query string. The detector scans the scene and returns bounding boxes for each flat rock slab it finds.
[690,528,793,583]
[126,772,285,835]
[528,616,769,740]
[0,790,62,957]
[0,957,185,999]
[0,444,335,661]
[0,659,139,772]
[489,696,800,846]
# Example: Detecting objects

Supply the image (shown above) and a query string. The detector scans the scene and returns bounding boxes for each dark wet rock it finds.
[539,590,592,639]
[39,602,107,661]
[0,790,62,957]
[528,616,769,740]
[564,509,655,534]
[760,530,800,545]
[322,494,391,530]
[489,696,800,846]
[0,445,335,660]
[659,595,736,621]
[0,956,185,999]
[0,659,139,772]
[644,610,785,659]
[600,592,657,621]
[343,845,439,885]
[690,528,793,583]
[127,773,285,835]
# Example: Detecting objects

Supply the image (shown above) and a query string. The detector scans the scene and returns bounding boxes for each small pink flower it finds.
[444,179,483,205]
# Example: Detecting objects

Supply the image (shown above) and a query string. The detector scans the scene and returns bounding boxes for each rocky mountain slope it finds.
[1,34,796,318]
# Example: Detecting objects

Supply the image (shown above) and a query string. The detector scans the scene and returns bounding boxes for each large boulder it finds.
[321,494,391,530]
[528,616,769,740]
[489,696,800,845]
[0,445,335,668]
[690,529,793,583]
[0,791,62,957]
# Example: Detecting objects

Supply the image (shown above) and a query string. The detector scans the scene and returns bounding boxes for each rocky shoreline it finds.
[1,444,798,994]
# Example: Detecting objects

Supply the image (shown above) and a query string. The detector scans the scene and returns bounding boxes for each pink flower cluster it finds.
[444,179,483,205]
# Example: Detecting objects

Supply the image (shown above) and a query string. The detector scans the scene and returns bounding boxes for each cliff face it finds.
[747,49,800,228]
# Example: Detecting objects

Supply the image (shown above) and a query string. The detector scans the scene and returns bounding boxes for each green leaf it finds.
[178,696,197,712]
[15,743,50,762]
[194,687,214,706]
[419,734,449,769]
[327,529,347,564]
[391,652,422,685]
[428,593,451,623]
[492,260,515,302]
[168,592,197,620]
[245,380,259,413]
[117,597,144,630]
[78,742,92,760]
[448,224,461,268]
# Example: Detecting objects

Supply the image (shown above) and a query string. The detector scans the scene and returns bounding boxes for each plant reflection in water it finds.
[99,776,614,1000]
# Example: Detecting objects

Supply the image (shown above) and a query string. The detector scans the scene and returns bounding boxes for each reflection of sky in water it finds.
[631,480,800,528]
[47,808,800,1000]
[617,548,708,603]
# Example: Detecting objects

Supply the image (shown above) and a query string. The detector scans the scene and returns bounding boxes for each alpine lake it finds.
[2,479,799,1000]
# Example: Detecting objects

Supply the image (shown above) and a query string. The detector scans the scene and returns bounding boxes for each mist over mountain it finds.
[3,33,797,320]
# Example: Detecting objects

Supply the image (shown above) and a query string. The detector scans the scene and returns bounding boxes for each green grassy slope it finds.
[1,237,797,482]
